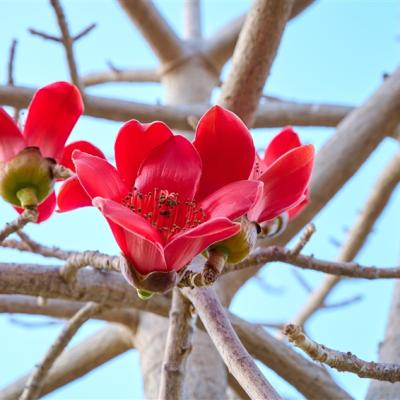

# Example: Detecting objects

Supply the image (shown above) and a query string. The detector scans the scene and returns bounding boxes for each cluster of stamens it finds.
[122,187,207,242]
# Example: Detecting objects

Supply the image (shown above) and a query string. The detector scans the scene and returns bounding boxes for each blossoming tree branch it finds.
[0,0,399,399]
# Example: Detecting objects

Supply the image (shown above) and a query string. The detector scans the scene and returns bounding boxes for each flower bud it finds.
[119,255,178,298]
[210,217,258,264]
[0,147,54,208]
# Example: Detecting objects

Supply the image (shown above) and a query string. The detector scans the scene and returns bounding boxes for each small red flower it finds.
[65,106,260,285]
[247,127,314,224]
[0,81,97,222]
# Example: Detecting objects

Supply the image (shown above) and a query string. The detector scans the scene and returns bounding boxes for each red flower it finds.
[247,127,314,224]
[0,81,90,222]
[64,106,260,283]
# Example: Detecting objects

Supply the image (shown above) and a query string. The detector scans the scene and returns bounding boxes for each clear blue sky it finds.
[0,1,399,399]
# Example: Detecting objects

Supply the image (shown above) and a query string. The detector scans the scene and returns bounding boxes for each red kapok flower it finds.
[247,127,314,224]
[0,81,87,222]
[67,106,260,292]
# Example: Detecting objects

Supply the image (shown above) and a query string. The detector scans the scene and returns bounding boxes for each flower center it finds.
[122,188,207,242]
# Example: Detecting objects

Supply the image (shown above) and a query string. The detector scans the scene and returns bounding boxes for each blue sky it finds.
[0,1,399,399]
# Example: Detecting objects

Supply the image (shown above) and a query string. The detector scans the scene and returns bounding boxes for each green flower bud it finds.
[210,217,258,264]
[0,147,54,208]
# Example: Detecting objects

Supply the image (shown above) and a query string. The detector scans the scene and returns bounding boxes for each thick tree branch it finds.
[19,302,104,400]
[366,282,400,398]
[289,153,400,326]
[203,0,315,68]
[284,324,400,382]
[0,294,137,325]
[82,68,160,86]
[183,0,202,42]
[0,263,350,399]
[159,289,194,400]
[0,324,133,400]
[0,84,353,128]
[183,287,281,400]
[219,0,294,125]
[117,0,186,66]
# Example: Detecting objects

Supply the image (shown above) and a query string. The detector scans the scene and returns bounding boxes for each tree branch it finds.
[81,68,160,86]
[219,0,294,126]
[183,287,281,400]
[0,209,38,244]
[289,152,400,326]
[159,289,194,400]
[183,0,202,42]
[117,0,186,66]
[284,324,400,382]
[49,0,83,91]
[19,302,105,400]
[203,0,315,68]
[0,324,133,400]
[0,84,354,129]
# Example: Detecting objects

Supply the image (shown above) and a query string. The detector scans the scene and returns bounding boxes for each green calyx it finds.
[136,289,154,300]
[0,147,54,208]
[210,217,258,264]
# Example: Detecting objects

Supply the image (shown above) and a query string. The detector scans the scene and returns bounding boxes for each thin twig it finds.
[290,223,316,256]
[0,209,38,244]
[159,289,194,400]
[60,251,119,283]
[49,0,83,91]
[73,23,96,41]
[19,302,105,400]
[81,68,160,86]
[283,324,400,382]
[28,29,61,42]
[183,287,281,400]
[228,245,400,279]
[7,39,17,86]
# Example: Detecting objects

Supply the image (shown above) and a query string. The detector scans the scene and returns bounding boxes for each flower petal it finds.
[14,191,56,223]
[73,150,129,202]
[200,180,262,221]
[93,197,166,274]
[0,108,25,162]
[57,176,92,212]
[61,140,105,172]
[135,135,201,200]
[115,120,173,187]
[193,106,255,199]
[164,218,240,271]
[248,145,314,223]
[23,82,83,161]
[263,127,301,167]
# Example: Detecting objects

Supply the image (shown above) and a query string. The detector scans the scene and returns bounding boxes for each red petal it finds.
[57,176,92,212]
[248,145,314,223]
[263,127,301,167]
[14,191,56,223]
[0,108,25,162]
[23,82,83,161]
[73,150,129,202]
[193,106,255,199]
[200,180,262,221]
[164,218,240,271]
[287,192,308,219]
[135,135,201,200]
[115,120,173,187]
[61,140,105,172]
[93,197,166,274]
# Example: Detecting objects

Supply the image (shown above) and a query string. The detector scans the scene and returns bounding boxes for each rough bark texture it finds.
[366,282,400,399]
[219,0,294,126]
